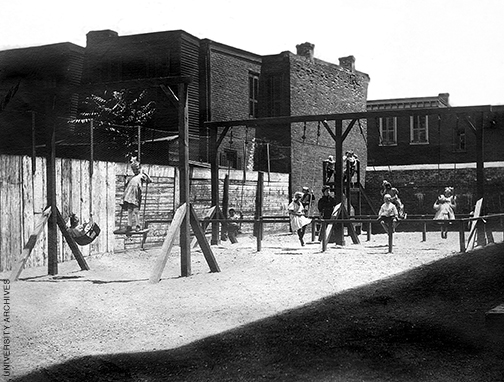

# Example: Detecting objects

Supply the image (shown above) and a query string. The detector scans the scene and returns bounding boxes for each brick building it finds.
[257,43,370,195]
[366,94,504,214]
[0,31,369,201]
[82,29,202,163]
[199,39,262,169]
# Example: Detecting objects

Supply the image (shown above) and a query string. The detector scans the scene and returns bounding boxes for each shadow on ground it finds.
[14,244,504,382]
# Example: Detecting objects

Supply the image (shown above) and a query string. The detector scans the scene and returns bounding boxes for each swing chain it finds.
[302,122,307,141]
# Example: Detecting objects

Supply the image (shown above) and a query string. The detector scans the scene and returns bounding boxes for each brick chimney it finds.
[339,55,355,72]
[86,30,118,46]
[438,93,450,107]
[296,42,315,61]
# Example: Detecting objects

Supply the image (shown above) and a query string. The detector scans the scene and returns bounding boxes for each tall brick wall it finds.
[289,53,370,199]
[207,45,262,170]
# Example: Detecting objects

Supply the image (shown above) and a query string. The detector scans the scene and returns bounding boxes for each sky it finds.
[1,0,503,106]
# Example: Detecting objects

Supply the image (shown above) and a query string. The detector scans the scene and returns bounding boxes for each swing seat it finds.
[113,227,150,236]
[72,222,101,246]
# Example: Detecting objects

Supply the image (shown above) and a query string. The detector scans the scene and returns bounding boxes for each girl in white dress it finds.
[433,187,456,239]
[288,191,312,246]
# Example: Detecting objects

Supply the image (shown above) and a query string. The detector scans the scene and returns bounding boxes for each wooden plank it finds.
[55,207,90,271]
[0,156,9,271]
[322,203,342,249]
[0,153,291,273]
[190,206,216,248]
[32,156,47,268]
[10,207,51,281]
[149,203,187,284]
[80,160,91,258]
[204,105,493,128]
[10,156,23,271]
[189,204,220,273]
[55,158,64,262]
[93,160,106,254]
[340,204,360,245]
[22,156,35,260]
[60,158,73,262]
[467,198,483,250]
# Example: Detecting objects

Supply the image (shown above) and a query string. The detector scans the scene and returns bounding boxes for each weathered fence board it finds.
[0,154,290,271]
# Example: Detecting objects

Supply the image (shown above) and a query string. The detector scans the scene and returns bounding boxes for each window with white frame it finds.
[410,115,429,144]
[378,117,397,145]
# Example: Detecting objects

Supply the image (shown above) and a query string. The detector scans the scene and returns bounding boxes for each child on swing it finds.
[122,157,152,234]
[377,194,399,235]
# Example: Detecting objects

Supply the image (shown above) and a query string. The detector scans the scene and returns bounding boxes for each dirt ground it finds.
[4,229,504,381]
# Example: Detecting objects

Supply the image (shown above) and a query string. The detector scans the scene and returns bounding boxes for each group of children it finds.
[72,154,455,247]
[289,179,457,246]
[377,181,456,237]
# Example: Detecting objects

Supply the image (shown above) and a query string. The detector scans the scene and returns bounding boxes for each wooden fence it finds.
[0,155,290,272]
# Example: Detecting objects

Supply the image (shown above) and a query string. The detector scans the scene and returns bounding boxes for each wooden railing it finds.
[201,213,504,254]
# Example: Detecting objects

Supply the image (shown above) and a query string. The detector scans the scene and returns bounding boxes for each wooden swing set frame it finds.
[205,104,494,247]
[11,81,494,281]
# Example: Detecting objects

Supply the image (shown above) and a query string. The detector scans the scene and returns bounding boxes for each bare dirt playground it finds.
[4,230,504,381]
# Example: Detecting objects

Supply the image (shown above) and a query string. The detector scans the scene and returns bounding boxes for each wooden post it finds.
[388,229,393,253]
[266,142,271,182]
[178,82,191,277]
[222,175,229,217]
[334,120,344,245]
[321,221,327,252]
[422,218,427,242]
[345,161,351,214]
[254,171,264,237]
[367,221,372,241]
[256,217,262,252]
[459,220,466,253]
[46,102,58,276]
[210,125,219,245]
[356,161,362,215]
[222,174,230,240]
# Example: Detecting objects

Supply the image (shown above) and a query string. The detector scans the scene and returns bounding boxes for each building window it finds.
[249,73,259,118]
[454,124,467,152]
[267,75,282,117]
[410,115,429,144]
[378,117,397,145]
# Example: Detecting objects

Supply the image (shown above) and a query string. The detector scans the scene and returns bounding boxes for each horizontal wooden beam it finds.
[204,105,493,128]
